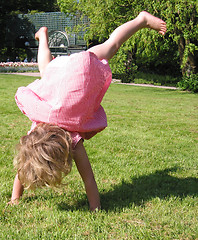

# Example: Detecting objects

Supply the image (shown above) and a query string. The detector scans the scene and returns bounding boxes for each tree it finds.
[0,0,59,50]
[58,0,198,76]
[1,0,59,14]
[163,0,198,75]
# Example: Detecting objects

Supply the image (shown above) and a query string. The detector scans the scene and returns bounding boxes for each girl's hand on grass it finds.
[90,206,101,213]
[7,198,20,206]
[3,198,20,214]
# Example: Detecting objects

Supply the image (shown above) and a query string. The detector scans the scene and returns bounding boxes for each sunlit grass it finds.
[0,74,197,239]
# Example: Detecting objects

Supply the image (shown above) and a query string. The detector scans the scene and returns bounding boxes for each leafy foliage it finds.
[58,0,198,81]
[163,0,198,75]
[178,73,198,93]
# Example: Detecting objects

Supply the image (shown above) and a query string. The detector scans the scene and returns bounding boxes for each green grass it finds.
[0,74,197,239]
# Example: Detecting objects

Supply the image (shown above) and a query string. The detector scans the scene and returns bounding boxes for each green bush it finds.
[113,63,138,83]
[113,71,180,86]
[109,46,138,83]
[0,47,27,62]
[134,72,180,87]
[178,73,198,93]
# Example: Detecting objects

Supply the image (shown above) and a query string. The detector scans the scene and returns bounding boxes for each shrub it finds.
[0,47,27,62]
[178,73,198,93]
[134,72,180,87]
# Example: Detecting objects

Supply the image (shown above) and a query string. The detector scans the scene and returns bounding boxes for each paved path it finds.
[115,82,177,90]
[4,72,178,90]
[5,72,40,77]
[112,79,178,90]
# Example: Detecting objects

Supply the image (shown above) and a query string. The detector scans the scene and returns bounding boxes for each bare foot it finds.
[139,11,167,35]
[35,27,49,41]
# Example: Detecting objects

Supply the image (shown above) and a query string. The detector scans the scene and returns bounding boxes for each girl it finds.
[10,11,166,211]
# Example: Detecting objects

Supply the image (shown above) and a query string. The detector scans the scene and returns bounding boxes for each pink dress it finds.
[15,51,112,147]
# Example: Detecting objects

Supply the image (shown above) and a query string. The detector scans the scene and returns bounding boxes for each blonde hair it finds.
[14,123,72,190]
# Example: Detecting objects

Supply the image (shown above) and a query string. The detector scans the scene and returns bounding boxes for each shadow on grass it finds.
[16,167,196,212]
[100,167,198,211]
[56,167,198,212]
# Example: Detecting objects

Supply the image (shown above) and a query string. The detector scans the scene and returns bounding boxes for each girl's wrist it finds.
[11,196,20,201]
[7,198,20,206]
[11,194,21,201]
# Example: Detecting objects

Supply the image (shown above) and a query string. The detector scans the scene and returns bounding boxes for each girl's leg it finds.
[88,11,166,61]
[35,27,52,78]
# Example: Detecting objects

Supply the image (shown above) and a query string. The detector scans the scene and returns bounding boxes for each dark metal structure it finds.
[5,12,88,59]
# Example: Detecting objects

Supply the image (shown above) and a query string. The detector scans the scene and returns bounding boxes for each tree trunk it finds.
[178,36,197,76]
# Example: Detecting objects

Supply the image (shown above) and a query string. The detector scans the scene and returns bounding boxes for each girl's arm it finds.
[9,174,24,204]
[73,139,101,211]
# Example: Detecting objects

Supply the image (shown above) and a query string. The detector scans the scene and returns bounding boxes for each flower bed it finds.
[0,62,38,73]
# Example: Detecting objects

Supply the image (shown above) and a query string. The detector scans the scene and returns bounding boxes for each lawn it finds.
[0,74,197,239]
